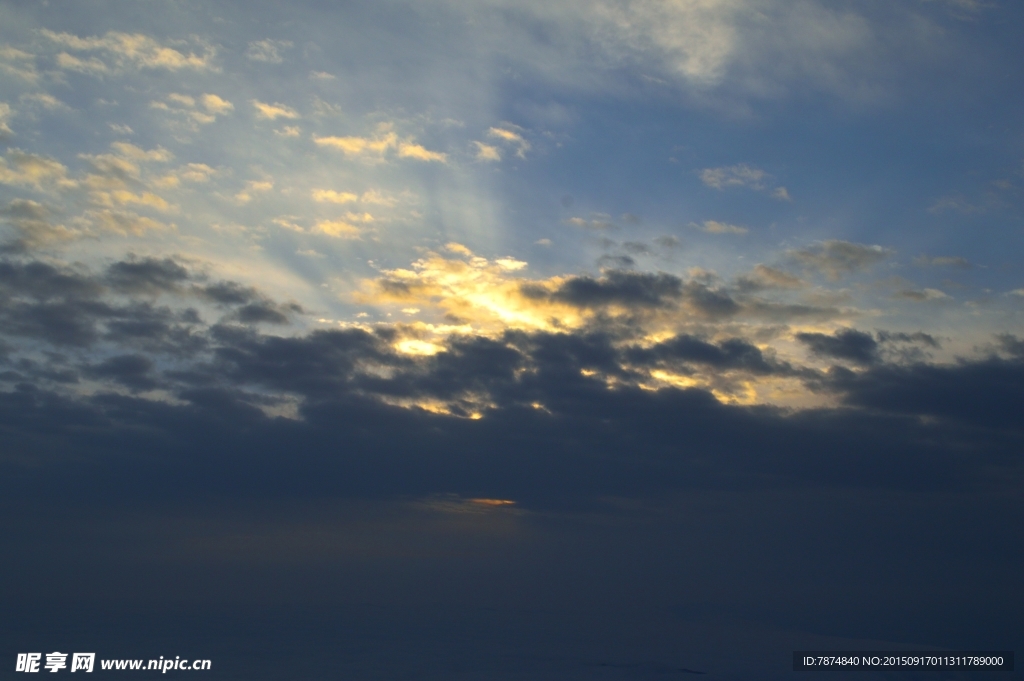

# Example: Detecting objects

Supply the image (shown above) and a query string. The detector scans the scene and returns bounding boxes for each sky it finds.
[1,1,1023,679]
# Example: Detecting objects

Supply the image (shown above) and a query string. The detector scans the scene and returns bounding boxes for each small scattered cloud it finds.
[0,198,79,250]
[314,124,446,163]
[788,240,892,280]
[565,213,615,230]
[0,46,39,82]
[234,179,274,202]
[42,30,216,73]
[892,287,950,302]
[201,93,234,115]
[699,163,790,200]
[486,125,530,159]
[151,93,233,127]
[693,220,747,234]
[85,208,170,236]
[928,194,978,214]
[913,254,972,269]
[151,163,217,188]
[737,264,805,291]
[275,126,301,137]
[312,190,358,204]
[245,39,292,64]
[309,70,336,80]
[19,93,69,111]
[235,180,274,203]
[0,102,12,137]
[0,149,76,190]
[313,219,362,238]
[311,97,342,117]
[474,141,501,162]
[252,100,299,120]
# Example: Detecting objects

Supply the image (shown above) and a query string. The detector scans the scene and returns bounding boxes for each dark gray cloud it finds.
[84,354,158,392]
[2,257,1023,679]
[798,328,943,366]
[540,270,685,308]
[796,328,879,364]
[626,335,789,375]
[105,256,191,294]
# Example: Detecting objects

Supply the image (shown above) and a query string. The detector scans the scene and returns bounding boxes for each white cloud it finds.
[85,208,170,236]
[313,219,363,238]
[473,142,501,161]
[0,198,80,248]
[151,93,233,127]
[0,102,12,137]
[246,39,292,64]
[565,213,615,230]
[252,100,299,120]
[201,94,234,115]
[700,163,790,200]
[235,180,274,203]
[314,124,447,163]
[487,126,530,158]
[42,30,216,73]
[19,92,69,110]
[0,149,76,190]
[312,190,359,204]
[0,46,39,82]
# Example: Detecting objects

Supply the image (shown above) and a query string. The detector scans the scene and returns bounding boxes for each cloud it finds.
[105,256,191,295]
[251,100,299,120]
[234,180,273,203]
[891,287,949,302]
[694,220,748,234]
[310,188,399,208]
[313,219,363,238]
[473,142,501,162]
[312,190,359,204]
[80,143,173,202]
[0,149,75,190]
[486,126,530,159]
[42,30,216,72]
[0,46,39,82]
[699,163,790,199]
[565,213,615,230]
[314,124,447,163]
[736,265,805,291]
[796,328,879,365]
[19,92,69,111]
[85,209,170,236]
[0,199,79,251]
[788,240,892,280]
[913,254,971,269]
[397,143,447,162]
[245,39,292,64]
[0,102,12,137]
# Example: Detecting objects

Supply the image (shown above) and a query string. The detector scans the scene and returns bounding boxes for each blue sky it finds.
[2,2,1023,678]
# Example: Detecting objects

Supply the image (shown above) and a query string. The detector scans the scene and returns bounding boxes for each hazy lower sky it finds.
[2,1,1022,679]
